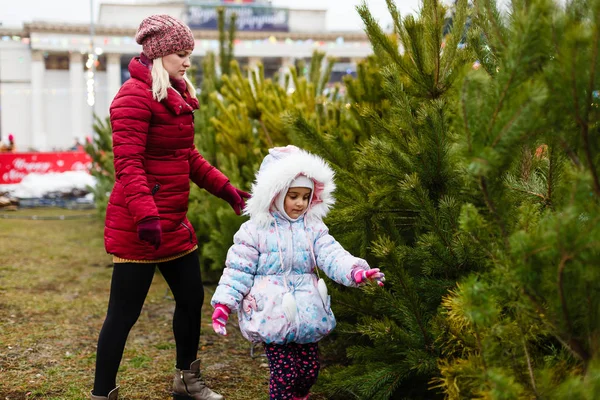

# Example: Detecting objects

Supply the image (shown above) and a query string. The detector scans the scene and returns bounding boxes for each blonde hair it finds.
[151,57,197,101]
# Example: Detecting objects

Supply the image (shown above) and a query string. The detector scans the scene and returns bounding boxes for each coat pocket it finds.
[180,221,193,243]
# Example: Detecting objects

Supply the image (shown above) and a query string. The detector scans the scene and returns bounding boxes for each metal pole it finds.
[0,23,3,142]
[88,0,96,124]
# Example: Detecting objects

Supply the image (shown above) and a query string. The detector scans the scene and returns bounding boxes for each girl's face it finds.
[162,50,192,80]
[284,187,311,219]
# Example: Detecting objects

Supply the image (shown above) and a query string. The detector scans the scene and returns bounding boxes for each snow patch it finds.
[0,171,97,199]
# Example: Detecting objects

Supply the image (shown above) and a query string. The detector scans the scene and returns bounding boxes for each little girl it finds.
[210,145,384,400]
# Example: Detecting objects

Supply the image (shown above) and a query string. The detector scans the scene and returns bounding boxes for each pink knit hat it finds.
[135,14,195,59]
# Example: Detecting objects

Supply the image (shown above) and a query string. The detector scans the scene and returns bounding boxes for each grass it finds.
[0,207,327,400]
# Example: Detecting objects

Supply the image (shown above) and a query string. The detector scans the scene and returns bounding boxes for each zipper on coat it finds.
[289,223,298,337]
[180,221,193,243]
[287,222,295,291]
[151,184,160,195]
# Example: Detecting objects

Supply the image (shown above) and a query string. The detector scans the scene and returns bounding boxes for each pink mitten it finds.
[353,268,385,287]
[212,304,230,336]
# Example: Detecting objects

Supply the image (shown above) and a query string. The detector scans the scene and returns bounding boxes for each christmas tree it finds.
[289,0,489,398]
[289,0,600,398]
[433,0,600,397]
[84,115,114,217]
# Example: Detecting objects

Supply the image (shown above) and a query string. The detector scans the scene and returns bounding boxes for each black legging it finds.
[93,251,204,396]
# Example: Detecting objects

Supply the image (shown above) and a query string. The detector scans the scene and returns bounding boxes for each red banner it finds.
[0,151,92,184]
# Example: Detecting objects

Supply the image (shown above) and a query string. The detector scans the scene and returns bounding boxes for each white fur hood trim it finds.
[244,147,336,227]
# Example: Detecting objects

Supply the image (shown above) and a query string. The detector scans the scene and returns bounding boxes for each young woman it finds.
[91,14,249,400]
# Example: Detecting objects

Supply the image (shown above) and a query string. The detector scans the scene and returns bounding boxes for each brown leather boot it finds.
[90,386,119,400]
[172,360,224,400]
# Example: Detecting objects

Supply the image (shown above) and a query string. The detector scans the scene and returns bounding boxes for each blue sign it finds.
[187,4,289,32]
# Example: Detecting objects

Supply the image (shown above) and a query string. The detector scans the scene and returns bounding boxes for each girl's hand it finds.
[353,268,385,287]
[211,304,230,336]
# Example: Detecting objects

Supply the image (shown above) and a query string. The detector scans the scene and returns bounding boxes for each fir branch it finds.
[226,14,237,73]
[585,282,596,354]
[404,19,429,90]
[490,92,530,148]
[522,288,561,334]
[558,138,582,167]
[555,253,591,367]
[432,0,441,91]
[570,49,600,197]
[406,177,459,261]
[585,21,599,125]
[481,0,507,49]
[461,78,474,152]
[385,0,402,37]
[521,288,589,375]
[520,330,540,398]
[259,119,273,148]
[391,252,433,349]
[357,2,426,92]
[546,145,554,208]
[581,21,600,197]
[288,114,345,169]
[375,209,420,214]
[469,28,498,76]
[523,245,553,259]
[319,57,336,95]
[381,370,405,399]
[526,269,590,368]
[217,7,227,75]
[425,242,460,273]
[440,0,468,81]
[506,184,546,201]
[473,326,488,371]
[479,177,509,247]
[579,121,600,197]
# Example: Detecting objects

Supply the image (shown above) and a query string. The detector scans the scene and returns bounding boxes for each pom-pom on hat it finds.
[135,14,195,59]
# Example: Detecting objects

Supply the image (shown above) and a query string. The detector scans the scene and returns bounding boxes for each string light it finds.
[86,53,96,107]
[1,35,370,50]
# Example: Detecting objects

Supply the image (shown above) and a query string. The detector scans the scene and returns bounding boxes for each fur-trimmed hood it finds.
[244,145,335,227]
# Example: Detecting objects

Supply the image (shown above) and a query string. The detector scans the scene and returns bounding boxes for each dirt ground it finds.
[0,208,327,399]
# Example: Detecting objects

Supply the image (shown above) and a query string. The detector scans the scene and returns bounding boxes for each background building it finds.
[0,0,372,152]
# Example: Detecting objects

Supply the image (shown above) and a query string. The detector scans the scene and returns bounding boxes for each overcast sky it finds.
[1,0,423,31]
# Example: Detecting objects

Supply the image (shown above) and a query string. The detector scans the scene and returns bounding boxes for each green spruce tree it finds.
[290,0,476,398]
[433,0,600,398]
[289,0,600,398]
[85,115,114,217]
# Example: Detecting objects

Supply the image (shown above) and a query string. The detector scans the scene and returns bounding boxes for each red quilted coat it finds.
[104,56,229,261]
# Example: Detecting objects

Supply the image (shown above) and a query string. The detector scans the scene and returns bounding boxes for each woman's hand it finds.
[137,218,162,249]
[218,183,251,215]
